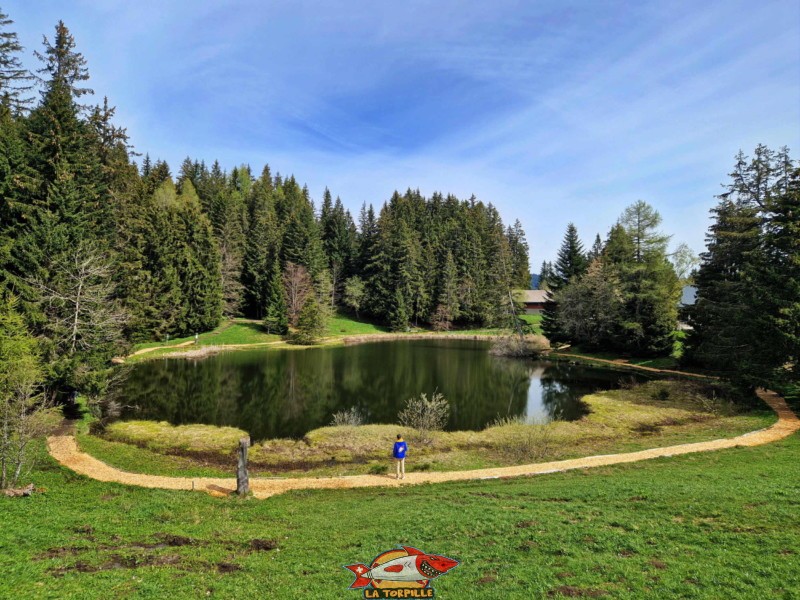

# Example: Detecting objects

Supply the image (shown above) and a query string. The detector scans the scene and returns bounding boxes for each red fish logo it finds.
[344,546,459,597]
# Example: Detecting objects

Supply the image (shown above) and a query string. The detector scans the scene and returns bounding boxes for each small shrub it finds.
[632,422,662,435]
[398,392,450,444]
[618,376,640,390]
[652,387,671,401]
[492,417,554,462]
[411,462,432,472]
[491,414,527,427]
[331,407,364,427]
[490,334,549,358]
[368,463,388,475]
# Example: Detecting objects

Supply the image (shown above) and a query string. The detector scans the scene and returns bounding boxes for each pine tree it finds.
[761,166,800,380]
[9,21,116,394]
[688,147,797,385]
[263,256,288,334]
[542,223,587,341]
[241,166,278,318]
[294,295,325,344]
[33,20,93,99]
[507,219,531,289]
[615,201,680,355]
[587,234,604,262]
[0,8,33,112]
[432,250,460,330]
[176,180,222,333]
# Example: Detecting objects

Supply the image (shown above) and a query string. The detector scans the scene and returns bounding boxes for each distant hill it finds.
[530,273,541,290]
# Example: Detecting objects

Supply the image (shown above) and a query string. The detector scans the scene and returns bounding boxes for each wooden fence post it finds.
[237,437,250,496]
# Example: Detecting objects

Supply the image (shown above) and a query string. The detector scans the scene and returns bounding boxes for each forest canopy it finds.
[0,14,530,398]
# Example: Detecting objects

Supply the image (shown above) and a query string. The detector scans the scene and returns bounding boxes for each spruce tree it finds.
[294,295,325,344]
[542,223,587,342]
[241,166,278,318]
[176,180,222,333]
[432,250,460,330]
[263,256,288,334]
[10,21,116,394]
[33,20,93,99]
[0,103,33,292]
[0,8,32,112]
[688,147,797,385]
[761,166,800,381]
[507,219,531,289]
[320,192,356,307]
[587,234,604,262]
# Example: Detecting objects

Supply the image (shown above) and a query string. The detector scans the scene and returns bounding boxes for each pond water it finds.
[119,339,647,441]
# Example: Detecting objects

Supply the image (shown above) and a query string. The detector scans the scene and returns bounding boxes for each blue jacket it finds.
[393,441,407,459]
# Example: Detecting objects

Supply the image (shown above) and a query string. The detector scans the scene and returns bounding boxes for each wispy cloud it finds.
[6,0,799,264]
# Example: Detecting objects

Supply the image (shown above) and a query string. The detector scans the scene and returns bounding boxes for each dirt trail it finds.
[129,340,195,357]
[549,351,714,378]
[47,387,798,500]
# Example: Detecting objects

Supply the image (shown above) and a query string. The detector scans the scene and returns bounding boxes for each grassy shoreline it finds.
[123,314,543,363]
[80,379,775,479]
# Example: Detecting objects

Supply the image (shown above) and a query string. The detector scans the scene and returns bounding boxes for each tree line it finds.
[538,146,798,390]
[0,14,530,404]
[686,145,798,388]
[539,202,685,356]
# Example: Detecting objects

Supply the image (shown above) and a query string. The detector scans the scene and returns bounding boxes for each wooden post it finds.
[237,437,250,496]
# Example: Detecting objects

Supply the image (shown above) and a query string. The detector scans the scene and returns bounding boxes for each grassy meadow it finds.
[124,313,543,363]
[2,429,799,598]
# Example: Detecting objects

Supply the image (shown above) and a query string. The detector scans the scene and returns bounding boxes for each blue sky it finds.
[6,0,800,265]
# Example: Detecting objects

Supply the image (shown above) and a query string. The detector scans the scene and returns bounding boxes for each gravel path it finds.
[46,386,798,499]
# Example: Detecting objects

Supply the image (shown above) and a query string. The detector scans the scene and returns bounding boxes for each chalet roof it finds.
[516,290,548,303]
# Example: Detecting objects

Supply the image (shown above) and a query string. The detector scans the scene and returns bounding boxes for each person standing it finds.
[393,434,407,480]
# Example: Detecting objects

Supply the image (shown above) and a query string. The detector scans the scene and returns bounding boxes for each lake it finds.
[119,339,646,441]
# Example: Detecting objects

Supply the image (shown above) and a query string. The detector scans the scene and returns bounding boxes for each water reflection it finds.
[119,340,644,441]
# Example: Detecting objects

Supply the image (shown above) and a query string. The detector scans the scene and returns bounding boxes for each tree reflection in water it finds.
[119,340,646,441]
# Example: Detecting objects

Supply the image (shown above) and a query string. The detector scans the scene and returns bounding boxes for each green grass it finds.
[132,321,280,353]
[2,427,799,598]
[553,347,688,372]
[77,433,231,479]
[325,312,388,336]
[126,313,540,362]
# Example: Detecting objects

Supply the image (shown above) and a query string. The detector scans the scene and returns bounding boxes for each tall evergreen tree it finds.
[760,166,800,381]
[9,21,115,394]
[0,102,33,292]
[688,147,797,385]
[320,191,356,307]
[587,234,604,262]
[542,223,587,341]
[263,255,288,334]
[33,20,93,99]
[614,201,680,355]
[0,8,32,112]
[241,166,278,318]
[507,219,531,289]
